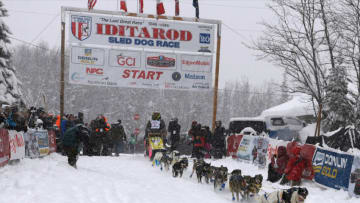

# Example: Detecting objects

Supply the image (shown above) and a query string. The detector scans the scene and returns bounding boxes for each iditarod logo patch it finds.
[71,15,92,41]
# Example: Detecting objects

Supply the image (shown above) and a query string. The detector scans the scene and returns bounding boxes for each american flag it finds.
[156,0,165,15]
[120,0,127,12]
[175,0,180,16]
[139,0,144,13]
[88,0,97,10]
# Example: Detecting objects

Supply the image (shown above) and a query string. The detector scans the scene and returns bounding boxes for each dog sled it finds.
[145,132,165,160]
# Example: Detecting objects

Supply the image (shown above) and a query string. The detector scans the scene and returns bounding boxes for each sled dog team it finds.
[151,150,309,203]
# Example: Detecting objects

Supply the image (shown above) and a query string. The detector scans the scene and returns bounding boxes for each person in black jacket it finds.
[110,120,127,156]
[212,120,226,159]
[168,118,181,151]
[62,124,90,168]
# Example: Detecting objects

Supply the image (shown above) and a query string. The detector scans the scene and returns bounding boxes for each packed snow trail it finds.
[0,154,358,203]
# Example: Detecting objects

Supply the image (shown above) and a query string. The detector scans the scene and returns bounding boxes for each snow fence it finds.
[0,128,57,166]
[227,134,360,197]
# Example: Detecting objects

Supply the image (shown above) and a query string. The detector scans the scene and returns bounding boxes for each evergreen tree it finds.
[0,1,22,105]
[324,67,352,131]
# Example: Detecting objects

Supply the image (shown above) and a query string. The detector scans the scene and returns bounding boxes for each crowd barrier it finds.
[227,134,360,197]
[0,128,56,167]
[1,128,359,197]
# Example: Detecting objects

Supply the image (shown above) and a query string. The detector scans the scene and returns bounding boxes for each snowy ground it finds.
[0,154,358,203]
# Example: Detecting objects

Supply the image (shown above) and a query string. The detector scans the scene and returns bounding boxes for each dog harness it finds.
[263,191,281,203]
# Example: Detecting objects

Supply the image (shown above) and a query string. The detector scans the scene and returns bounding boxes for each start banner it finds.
[69,13,216,53]
[69,46,213,90]
[312,147,354,190]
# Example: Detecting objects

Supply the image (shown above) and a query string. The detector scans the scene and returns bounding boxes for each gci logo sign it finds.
[117,55,136,67]
[86,67,103,75]
[200,33,210,44]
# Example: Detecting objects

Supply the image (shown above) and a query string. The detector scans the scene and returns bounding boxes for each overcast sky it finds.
[3,0,282,88]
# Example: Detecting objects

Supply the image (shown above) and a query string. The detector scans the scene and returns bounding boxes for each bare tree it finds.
[252,0,340,135]
[335,0,360,127]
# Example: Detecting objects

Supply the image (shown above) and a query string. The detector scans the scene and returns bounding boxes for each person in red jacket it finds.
[267,146,289,182]
[281,146,306,186]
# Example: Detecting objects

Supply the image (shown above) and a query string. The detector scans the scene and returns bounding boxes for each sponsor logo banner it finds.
[146,53,176,70]
[312,148,354,190]
[71,46,105,65]
[24,130,40,158]
[34,130,49,157]
[253,137,269,168]
[237,135,256,161]
[9,131,25,160]
[69,13,216,53]
[181,54,212,72]
[69,45,213,90]
[109,50,141,68]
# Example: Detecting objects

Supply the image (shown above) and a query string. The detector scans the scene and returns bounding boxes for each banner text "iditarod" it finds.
[96,24,193,48]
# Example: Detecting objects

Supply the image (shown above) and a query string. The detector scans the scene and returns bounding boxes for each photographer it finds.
[168,118,181,151]
[91,115,110,156]
[110,120,126,156]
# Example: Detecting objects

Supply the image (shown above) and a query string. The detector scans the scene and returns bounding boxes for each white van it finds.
[228,117,267,135]
[229,116,305,141]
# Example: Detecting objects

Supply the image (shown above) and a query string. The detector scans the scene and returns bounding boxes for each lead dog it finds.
[213,165,228,191]
[229,169,245,201]
[255,187,309,203]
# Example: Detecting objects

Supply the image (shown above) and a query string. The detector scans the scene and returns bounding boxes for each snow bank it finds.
[1,154,359,203]
[261,95,314,117]
[299,123,317,144]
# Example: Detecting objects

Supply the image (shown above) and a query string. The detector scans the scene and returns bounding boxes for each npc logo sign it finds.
[71,15,92,41]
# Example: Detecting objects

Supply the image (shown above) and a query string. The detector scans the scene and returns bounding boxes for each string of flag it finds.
[120,0,128,12]
[88,0,97,10]
[87,0,200,19]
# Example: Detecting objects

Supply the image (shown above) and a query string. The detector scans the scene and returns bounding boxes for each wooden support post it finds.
[60,21,65,120]
[212,24,222,132]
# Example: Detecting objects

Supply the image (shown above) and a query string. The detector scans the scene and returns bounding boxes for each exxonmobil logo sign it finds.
[86,67,104,76]
[96,24,193,42]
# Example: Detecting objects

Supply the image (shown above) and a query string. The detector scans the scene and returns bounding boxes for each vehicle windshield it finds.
[229,120,267,134]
